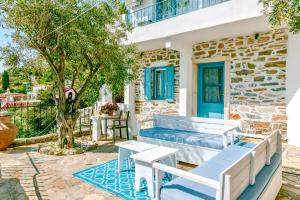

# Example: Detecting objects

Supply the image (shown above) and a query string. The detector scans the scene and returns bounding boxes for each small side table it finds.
[115,141,158,172]
[131,146,178,198]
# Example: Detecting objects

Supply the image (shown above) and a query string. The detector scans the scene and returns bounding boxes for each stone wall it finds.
[193,29,288,139]
[135,48,180,120]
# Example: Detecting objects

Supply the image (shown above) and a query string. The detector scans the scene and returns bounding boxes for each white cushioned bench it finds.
[138,115,242,165]
[154,130,282,200]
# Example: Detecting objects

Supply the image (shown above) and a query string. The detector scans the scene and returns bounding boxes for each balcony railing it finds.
[126,0,229,27]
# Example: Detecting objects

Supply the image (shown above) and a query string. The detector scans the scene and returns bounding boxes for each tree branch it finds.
[74,64,101,106]
[83,52,95,70]
[71,64,81,88]
[36,43,59,76]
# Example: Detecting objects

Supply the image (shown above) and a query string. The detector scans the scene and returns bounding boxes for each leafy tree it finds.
[0,0,140,148]
[37,87,56,105]
[260,0,300,33]
[79,73,104,108]
[2,70,10,91]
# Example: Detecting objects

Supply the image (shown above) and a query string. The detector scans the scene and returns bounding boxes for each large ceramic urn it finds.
[0,112,18,151]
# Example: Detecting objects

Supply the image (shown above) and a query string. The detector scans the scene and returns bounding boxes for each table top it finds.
[99,115,119,120]
[115,140,158,153]
[131,146,179,163]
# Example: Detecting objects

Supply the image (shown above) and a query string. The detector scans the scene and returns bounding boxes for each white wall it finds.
[124,83,135,106]
[163,40,193,116]
[287,33,300,147]
[179,51,193,116]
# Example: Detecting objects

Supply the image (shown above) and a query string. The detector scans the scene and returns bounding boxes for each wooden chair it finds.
[110,111,130,142]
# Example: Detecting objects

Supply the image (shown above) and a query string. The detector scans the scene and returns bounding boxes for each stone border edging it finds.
[11,130,91,147]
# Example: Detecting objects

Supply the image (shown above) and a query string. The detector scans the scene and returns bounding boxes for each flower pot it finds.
[108,111,114,116]
[0,112,18,151]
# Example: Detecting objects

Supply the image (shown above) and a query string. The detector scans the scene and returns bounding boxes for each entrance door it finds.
[197,62,224,119]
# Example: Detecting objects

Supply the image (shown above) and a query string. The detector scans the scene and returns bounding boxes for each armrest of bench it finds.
[153,162,221,200]
[139,118,155,123]
[229,131,267,140]
[223,128,267,148]
[137,118,155,134]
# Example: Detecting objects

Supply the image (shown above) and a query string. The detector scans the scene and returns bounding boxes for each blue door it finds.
[197,62,225,119]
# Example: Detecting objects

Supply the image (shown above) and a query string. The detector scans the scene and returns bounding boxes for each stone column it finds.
[91,116,101,141]
[287,32,300,147]
[179,49,193,117]
[124,83,135,107]
[165,39,193,117]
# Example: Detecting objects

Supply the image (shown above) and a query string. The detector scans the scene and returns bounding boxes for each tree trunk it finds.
[57,112,78,149]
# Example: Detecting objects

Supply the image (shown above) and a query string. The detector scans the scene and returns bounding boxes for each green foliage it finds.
[0,0,140,147]
[0,0,140,109]
[12,88,56,138]
[260,0,300,33]
[2,70,10,90]
[14,104,57,138]
[37,87,55,105]
[0,64,53,94]
[79,74,104,108]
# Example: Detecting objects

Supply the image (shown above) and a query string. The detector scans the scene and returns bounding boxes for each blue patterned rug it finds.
[73,159,171,200]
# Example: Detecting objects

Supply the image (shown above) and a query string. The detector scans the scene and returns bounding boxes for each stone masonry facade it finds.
[193,29,288,139]
[134,29,288,139]
[135,48,180,120]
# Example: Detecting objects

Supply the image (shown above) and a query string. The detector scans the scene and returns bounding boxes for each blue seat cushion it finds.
[140,127,239,150]
[237,153,282,200]
[160,145,252,200]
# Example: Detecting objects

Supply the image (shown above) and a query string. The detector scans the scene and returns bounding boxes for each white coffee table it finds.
[131,146,179,198]
[115,140,158,172]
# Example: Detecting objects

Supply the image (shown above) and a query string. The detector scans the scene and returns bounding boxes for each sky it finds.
[0,28,13,72]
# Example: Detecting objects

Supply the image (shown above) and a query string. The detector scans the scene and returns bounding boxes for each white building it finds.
[123,0,300,147]
[27,85,47,100]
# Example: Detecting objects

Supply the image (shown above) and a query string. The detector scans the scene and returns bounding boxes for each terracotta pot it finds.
[0,112,18,151]
[108,111,114,116]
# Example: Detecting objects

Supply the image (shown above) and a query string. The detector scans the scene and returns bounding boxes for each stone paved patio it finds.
[0,141,300,200]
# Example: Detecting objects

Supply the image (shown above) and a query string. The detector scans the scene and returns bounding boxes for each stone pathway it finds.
[0,141,299,200]
[0,141,119,200]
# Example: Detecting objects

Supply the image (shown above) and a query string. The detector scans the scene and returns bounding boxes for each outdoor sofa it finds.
[153,130,282,200]
[138,115,242,165]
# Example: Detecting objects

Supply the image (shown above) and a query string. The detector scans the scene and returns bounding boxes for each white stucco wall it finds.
[287,33,300,147]
[179,51,193,116]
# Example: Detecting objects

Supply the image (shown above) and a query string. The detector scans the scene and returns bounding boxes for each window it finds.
[144,66,174,100]
[202,67,223,103]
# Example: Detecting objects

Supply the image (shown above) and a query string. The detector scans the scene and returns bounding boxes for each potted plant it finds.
[0,111,18,151]
[100,102,119,116]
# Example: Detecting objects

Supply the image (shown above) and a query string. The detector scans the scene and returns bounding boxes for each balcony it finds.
[126,0,265,48]
[126,0,229,28]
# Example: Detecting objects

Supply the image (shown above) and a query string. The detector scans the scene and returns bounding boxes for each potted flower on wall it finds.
[100,102,119,116]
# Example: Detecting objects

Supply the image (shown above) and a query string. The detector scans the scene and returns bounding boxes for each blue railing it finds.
[126,0,229,27]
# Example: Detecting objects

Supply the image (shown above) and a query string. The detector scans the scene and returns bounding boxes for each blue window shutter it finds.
[165,66,174,100]
[144,68,152,100]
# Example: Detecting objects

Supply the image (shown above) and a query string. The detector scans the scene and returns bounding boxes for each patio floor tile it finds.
[0,141,299,200]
